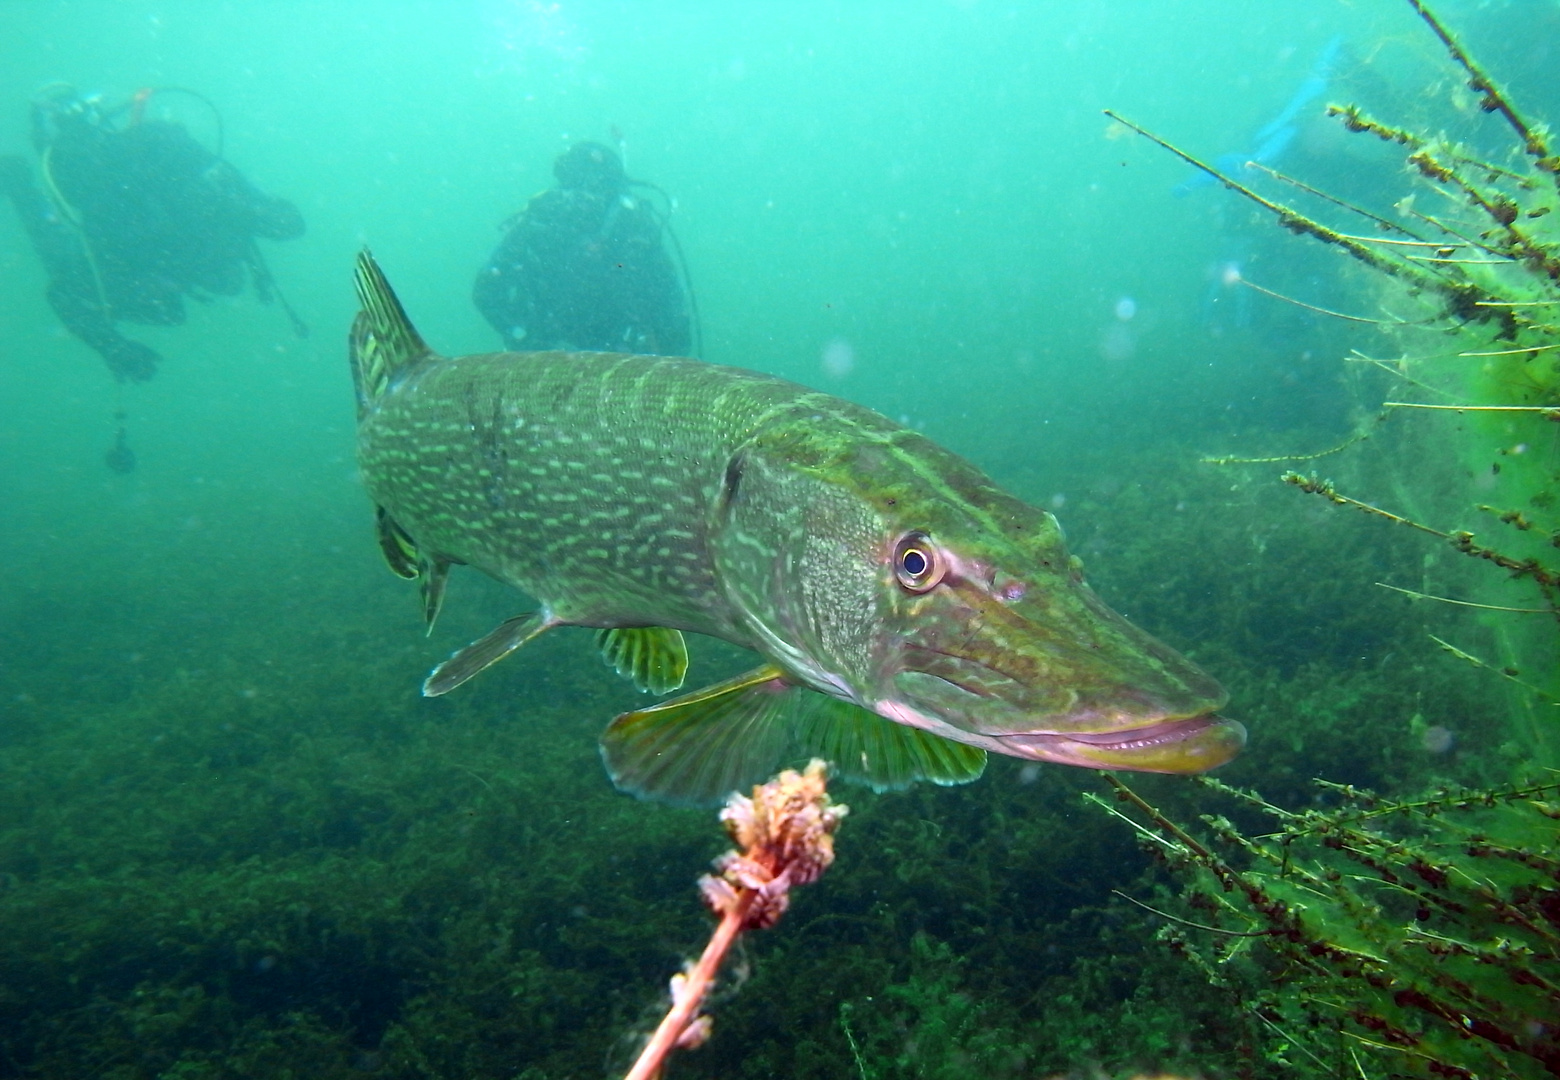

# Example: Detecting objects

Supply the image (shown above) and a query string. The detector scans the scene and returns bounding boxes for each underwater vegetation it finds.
[0,569,1282,1080]
[1102,2,1559,1077]
[1099,773,1560,1079]
[3,4,1556,1079]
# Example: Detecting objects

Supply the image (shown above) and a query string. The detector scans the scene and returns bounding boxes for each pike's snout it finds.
[886,570,1241,774]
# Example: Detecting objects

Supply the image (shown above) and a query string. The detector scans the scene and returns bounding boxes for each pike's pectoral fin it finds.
[794,698,987,791]
[600,664,793,804]
[600,666,988,803]
[423,611,554,697]
[594,627,689,694]
[376,506,420,580]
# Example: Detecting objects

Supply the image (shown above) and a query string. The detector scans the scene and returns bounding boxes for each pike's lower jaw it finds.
[997,714,1246,775]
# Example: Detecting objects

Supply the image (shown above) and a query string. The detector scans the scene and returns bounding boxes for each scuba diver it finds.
[1170,37,1404,432]
[473,140,696,357]
[0,84,306,385]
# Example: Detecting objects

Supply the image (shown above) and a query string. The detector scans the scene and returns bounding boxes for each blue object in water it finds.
[1174,35,1343,196]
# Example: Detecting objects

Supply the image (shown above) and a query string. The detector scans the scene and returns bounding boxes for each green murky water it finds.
[1,2,1553,1077]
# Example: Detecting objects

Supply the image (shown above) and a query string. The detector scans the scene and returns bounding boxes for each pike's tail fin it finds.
[351,249,433,417]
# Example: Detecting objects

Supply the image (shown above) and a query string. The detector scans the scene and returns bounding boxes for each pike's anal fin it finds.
[375,506,419,580]
[375,507,457,634]
[594,627,689,694]
[794,698,987,791]
[423,611,554,697]
[600,664,793,804]
[420,558,453,635]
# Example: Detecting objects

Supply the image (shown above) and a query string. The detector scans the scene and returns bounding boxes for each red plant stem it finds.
[623,890,756,1080]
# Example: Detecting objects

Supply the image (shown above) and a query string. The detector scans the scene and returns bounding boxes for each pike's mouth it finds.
[995,714,1246,775]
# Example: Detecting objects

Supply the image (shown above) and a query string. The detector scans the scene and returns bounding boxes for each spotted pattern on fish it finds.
[362,349,916,640]
[353,249,1242,802]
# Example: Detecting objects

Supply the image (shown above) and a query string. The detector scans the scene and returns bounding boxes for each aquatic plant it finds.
[0,604,1244,1080]
[623,759,847,1080]
[1110,7,1558,736]
[1095,773,1560,1079]
[1093,3,1560,1076]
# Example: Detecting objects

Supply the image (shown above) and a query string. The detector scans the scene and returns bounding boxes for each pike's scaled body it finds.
[351,251,1243,802]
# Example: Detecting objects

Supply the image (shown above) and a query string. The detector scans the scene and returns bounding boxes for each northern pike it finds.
[351,250,1244,803]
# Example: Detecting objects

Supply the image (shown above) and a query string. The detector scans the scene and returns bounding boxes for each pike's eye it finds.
[894,532,944,592]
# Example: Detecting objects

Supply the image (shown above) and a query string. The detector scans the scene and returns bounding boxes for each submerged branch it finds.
[1338,235,1458,248]
[1375,581,1550,614]
[1428,636,1560,701]
[1282,472,1452,539]
[1408,148,1560,280]
[1100,774,1216,861]
[1239,277,1413,324]
[1248,162,1435,244]
[1407,0,1560,187]
[1345,351,1457,398]
[1202,424,1377,466]
[1405,208,1517,260]
[1406,255,1515,266]
[1383,402,1560,417]
[1327,104,1424,148]
[1282,472,1560,589]
[1110,890,1273,938]
[1102,110,1446,288]
[1456,343,1560,357]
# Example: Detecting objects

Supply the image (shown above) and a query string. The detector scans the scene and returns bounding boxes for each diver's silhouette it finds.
[474,141,696,356]
[0,85,306,383]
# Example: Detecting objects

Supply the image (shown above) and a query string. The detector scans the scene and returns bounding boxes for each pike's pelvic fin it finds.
[375,505,419,580]
[594,627,689,694]
[419,558,453,635]
[375,501,455,633]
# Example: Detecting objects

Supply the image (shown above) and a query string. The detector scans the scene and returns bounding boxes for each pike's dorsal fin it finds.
[375,506,420,580]
[594,627,689,694]
[793,698,987,791]
[600,664,794,804]
[351,249,433,416]
[423,611,554,697]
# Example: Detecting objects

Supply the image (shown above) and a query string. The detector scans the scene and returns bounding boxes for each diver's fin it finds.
[351,249,434,416]
[600,664,795,804]
[594,627,689,694]
[793,697,987,791]
[376,506,420,579]
[420,558,453,635]
[423,611,554,697]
